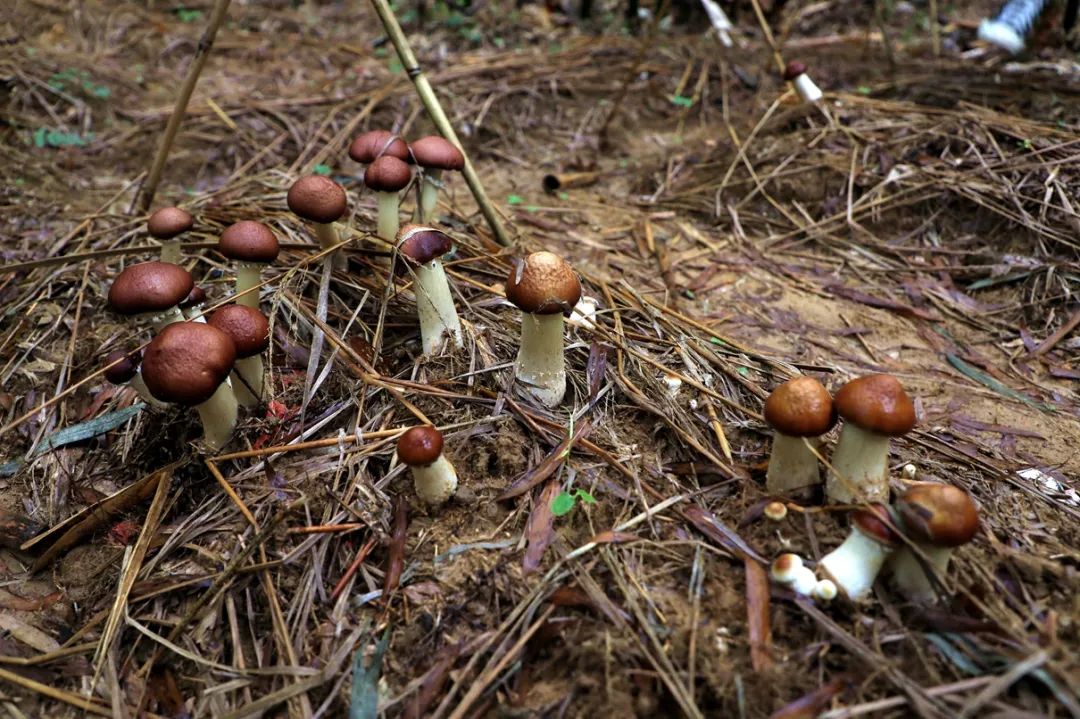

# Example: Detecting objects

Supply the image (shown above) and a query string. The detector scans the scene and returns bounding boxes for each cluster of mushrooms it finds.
[103,132,585,505]
[761,374,980,605]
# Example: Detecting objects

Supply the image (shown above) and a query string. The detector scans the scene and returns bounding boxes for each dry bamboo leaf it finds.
[498,420,591,501]
[522,478,560,575]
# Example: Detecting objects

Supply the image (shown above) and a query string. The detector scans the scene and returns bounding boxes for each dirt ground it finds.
[0,0,1078,717]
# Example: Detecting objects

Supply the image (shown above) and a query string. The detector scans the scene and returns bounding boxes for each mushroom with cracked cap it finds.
[817,504,900,602]
[886,483,979,603]
[397,426,458,505]
[395,224,463,354]
[505,251,582,408]
[141,322,238,451]
[409,136,464,222]
[108,261,194,331]
[366,156,413,243]
[217,221,280,308]
[148,207,193,264]
[763,376,836,495]
[827,374,916,503]
[208,304,270,408]
[287,175,348,261]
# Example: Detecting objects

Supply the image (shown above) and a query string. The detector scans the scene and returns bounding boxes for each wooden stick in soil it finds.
[367,0,512,247]
[136,0,232,212]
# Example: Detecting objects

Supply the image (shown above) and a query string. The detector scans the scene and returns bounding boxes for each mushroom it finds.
[763,376,836,495]
[817,504,900,602]
[782,61,823,105]
[179,286,208,322]
[103,349,159,406]
[148,207,193,264]
[208,304,270,407]
[217,221,280,308]
[827,374,916,503]
[397,425,458,505]
[108,261,194,331]
[395,224,463,354]
[141,322,238,451]
[409,136,465,222]
[770,553,818,596]
[365,156,413,243]
[887,483,979,603]
[505,251,582,408]
[349,130,410,165]
[287,175,349,262]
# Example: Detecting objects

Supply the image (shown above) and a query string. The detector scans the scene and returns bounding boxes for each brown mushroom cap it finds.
[218,221,280,263]
[851,504,901,546]
[104,349,140,385]
[409,136,465,171]
[764,376,836,437]
[287,176,347,224]
[396,224,452,265]
[208,304,270,359]
[141,323,236,406]
[397,426,444,466]
[179,286,207,310]
[782,61,807,81]
[897,483,979,547]
[148,207,193,239]
[834,374,916,436]
[364,156,413,193]
[349,130,410,164]
[108,261,194,316]
[505,252,582,316]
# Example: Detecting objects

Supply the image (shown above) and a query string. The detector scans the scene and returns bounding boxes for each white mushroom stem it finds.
[160,240,183,265]
[418,169,443,222]
[409,455,458,505]
[818,528,894,602]
[195,382,239,451]
[827,424,891,503]
[785,565,819,596]
[792,73,823,104]
[516,312,567,408]
[887,543,954,603]
[568,296,598,329]
[766,433,822,494]
[183,307,207,323]
[376,192,400,243]
[235,263,262,308]
[412,261,463,354]
[130,372,167,408]
[313,223,347,268]
[231,355,265,408]
[149,306,187,332]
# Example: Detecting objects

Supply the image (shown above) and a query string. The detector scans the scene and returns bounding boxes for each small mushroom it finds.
[887,483,979,603]
[108,261,194,330]
[817,504,900,602]
[396,224,463,354]
[409,136,464,222]
[179,286,208,322]
[366,156,413,243]
[148,207,193,264]
[349,130,410,164]
[505,252,582,408]
[782,61,823,104]
[763,376,836,494]
[770,553,818,596]
[141,322,238,451]
[103,349,159,406]
[218,221,280,308]
[397,426,458,505]
[287,175,348,263]
[208,304,271,407]
[827,374,916,503]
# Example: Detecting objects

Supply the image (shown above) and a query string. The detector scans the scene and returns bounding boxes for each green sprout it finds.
[551,488,596,517]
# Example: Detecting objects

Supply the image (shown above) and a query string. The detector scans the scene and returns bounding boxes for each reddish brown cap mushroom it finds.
[179,286,207,311]
[141,323,236,406]
[409,136,465,171]
[218,221,280,263]
[104,349,140,385]
[834,375,916,437]
[897,483,979,547]
[208,304,270,359]
[287,176,347,224]
[397,426,444,467]
[505,252,582,315]
[396,224,453,265]
[851,504,901,546]
[782,61,807,81]
[349,130,410,164]
[148,207,193,239]
[108,261,194,316]
[364,156,412,193]
[764,376,836,437]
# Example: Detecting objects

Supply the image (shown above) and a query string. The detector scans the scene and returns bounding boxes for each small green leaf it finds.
[551,492,576,516]
[388,59,404,74]
[507,194,524,205]
[176,7,203,22]
[557,192,569,201]
[857,85,872,95]
[573,489,596,504]
[313,164,332,176]
[671,95,693,108]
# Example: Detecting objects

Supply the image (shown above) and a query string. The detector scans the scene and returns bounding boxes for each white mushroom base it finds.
[195,382,239,452]
[886,542,953,603]
[235,263,262,308]
[818,528,894,602]
[232,355,265,408]
[766,432,822,494]
[792,74,824,104]
[516,312,567,408]
[410,455,458,505]
[413,261,463,355]
[826,424,891,503]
